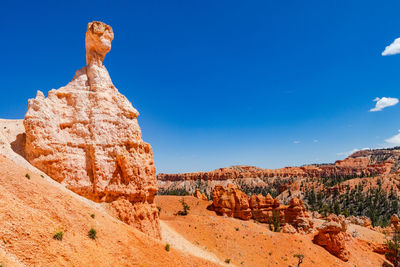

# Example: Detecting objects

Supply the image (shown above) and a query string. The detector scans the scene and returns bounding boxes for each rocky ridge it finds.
[157,149,396,198]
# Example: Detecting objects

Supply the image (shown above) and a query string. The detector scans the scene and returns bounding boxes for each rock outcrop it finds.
[194,189,208,200]
[208,184,313,233]
[313,221,350,261]
[23,21,160,238]
[348,216,372,228]
[383,214,400,236]
[209,184,252,220]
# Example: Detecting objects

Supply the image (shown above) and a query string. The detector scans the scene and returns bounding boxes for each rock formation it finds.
[348,215,372,228]
[208,184,313,233]
[23,21,160,238]
[313,221,350,261]
[383,214,400,236]
[194,189,208,200]
[209,184,252,220]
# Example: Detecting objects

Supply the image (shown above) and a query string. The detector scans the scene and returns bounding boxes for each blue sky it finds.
[2,1,400,173]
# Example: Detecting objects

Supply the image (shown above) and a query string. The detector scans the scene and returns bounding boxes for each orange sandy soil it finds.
[156,195,391,267]
[0,154,219,267]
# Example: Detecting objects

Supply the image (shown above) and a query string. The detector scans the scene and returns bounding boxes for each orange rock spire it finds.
[24,22,160,238]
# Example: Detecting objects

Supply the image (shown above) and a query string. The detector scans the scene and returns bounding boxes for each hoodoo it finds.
[23,21,160,238]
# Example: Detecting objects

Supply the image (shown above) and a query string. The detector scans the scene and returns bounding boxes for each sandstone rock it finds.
[284,198,314,234]
[384,214,400,236]
[208,184,252,220]
[249,194,282,223]
[326,214,349,232]
[23,21,160,239]
[361,216,372,228]
[390,214,399,228]
[194,189,208,200]
[209,185,314,233]
[282,223,297,234]
[313,221,350,262]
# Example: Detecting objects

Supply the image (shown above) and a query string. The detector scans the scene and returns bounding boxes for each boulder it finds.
[285,198,314,234]
[23,21,160,239]
[313,221,350,261]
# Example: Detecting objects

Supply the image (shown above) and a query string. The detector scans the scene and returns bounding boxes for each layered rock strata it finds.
[158,152,395,198]
[24,21,160,238]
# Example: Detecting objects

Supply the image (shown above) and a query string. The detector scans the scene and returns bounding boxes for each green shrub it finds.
[272,210,281,232]
[294,254,304,267]
[386,230,400,266]
[53,231,64,241]
[88,228,97,239]
[157,206,162,216]
[176,198,190,216]
[25,173,30,179]
[225,258,231,264]
[90,214,95,219]
[165,243,170,252]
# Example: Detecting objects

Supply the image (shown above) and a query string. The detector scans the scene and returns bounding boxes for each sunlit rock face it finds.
[24,21,160,239]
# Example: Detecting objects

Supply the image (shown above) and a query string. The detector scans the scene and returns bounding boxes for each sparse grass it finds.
[90,214,95,219]
[53,231,64,241]
[25,173,30,179]
[225,258,231,264]
[88,228,97,239]
[165,243,170,252]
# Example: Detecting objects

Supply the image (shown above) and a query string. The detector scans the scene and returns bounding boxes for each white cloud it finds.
[386,130,400,146]
[313,139,319,143]
[336,148,370,157]
[293,140,300,144]
[370,97,399,112]
[382,38,400,56]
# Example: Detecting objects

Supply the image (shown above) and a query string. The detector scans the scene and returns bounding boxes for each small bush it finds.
[272,210,281,232]
[40,174,44,178]
[165,243,170,252]
[53,231,64,241]
[225,258,231,264]
[90,214,95,219]
[157,206,162,216]
[88,228,97,239]
[176,198,190,216]
[25,173,30,179]
[294,254,304,267]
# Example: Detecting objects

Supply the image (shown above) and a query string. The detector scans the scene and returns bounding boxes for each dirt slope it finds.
[0,154,219,267]
[156,195,390,267]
